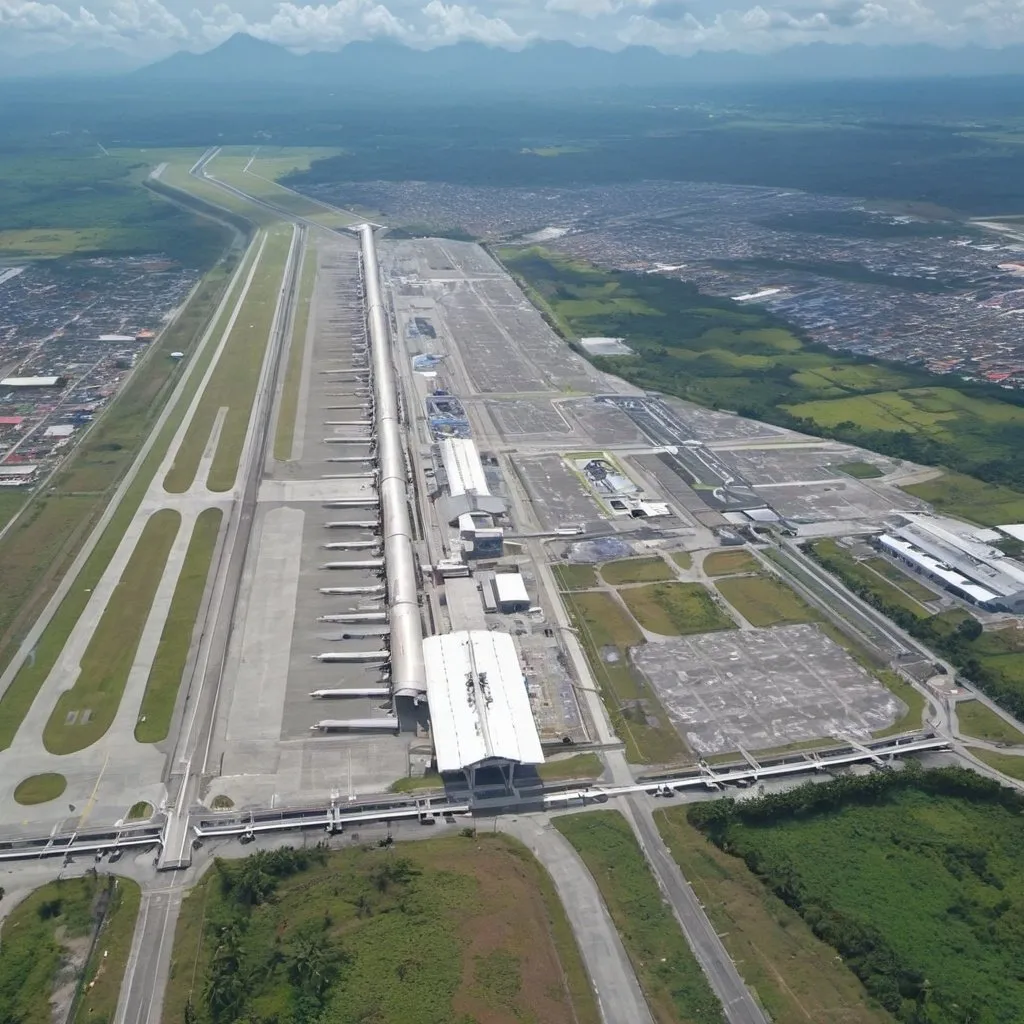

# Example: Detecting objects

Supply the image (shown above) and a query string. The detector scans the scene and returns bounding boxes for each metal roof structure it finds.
[493,572,529,608]
[1,376,62,388]
[424,630,543,774]
[440,437,490,498]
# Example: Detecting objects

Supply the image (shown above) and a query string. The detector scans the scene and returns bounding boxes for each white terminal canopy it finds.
[440,437,490,497]
[424,630,543,774]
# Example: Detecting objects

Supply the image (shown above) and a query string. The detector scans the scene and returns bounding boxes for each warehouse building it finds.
[492,571,530,613]
[880,512,1024,612]
[434,437,506,525]
[0,376,65,389]
[423,630,543,788]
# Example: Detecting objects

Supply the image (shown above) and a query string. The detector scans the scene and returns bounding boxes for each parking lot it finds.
[632,623,904,755]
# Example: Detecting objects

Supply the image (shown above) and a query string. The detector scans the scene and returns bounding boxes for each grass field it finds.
[552,563,599,590]
[863,557,939,602]
[901,472,1024,526]
[43,509,181,754]
[671,551,693,570]
[702,550,759,576]
[809,539,931,618]
[836,460,884,479]
[127,800,153,820]
[600,556,673,585]
[554,811,726,1024]
[164,225,293,492]
[162,837,600,1024]
[969,748,1024,781]
[619,582,736,636]
[13,773,67,805]
[135,508,223,743]
[957,700,1024,744]
[560,591,688,764]
[871,670,927,737]
[689,772,1024,1024]
[537,752,604,781]
[715,573,821,627]
[273,239,316,461]
[0,875,140,1024]
[655,807,894,1024]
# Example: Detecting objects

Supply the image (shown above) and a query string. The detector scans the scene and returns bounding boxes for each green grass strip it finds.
[164,226,292,493]
[136,507,223,743]
[554,810,726,1024]
[273,240,316,461]
[43,509,181,754]
[0,246,255,751]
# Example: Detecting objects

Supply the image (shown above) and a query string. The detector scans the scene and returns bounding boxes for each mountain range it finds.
[123,34,1024,89]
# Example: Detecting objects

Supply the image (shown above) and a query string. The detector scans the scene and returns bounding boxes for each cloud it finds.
[3,0,1024,61]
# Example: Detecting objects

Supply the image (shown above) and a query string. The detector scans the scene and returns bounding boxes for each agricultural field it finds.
[655,808,894,1024]
[619,582,736,636]
[715,574,821,627]
[559,590,688,764]
[0,875,140,1024]
[687,768,1024,1024]
[702,549,759,576]
[499,249,1024,497]
[43,509,181,754]
[136,508,223,743]
[551,562,598,590]
[554,811,725,1024]
[600,556,673,585]
[162,839,599,1024]
[957,700,1024,745]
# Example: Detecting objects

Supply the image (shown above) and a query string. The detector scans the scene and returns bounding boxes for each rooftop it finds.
[440,437,490,498]
[424,630,543,774]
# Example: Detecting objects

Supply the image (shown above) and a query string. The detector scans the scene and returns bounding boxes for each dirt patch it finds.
[50,928,91,1024]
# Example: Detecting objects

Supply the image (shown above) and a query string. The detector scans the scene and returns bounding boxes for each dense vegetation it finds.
[165,838,598,1024]
[0,153,227,263]
[554,811,726,1024]
[688,766,1024,1024]
[0,874,140,1024]
[806,539,1024,720]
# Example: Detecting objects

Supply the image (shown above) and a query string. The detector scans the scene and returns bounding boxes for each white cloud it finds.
[3,0,1024,61]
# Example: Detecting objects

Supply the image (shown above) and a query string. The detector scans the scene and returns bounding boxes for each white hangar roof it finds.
[440,437,490,498]
[423,630,543,773]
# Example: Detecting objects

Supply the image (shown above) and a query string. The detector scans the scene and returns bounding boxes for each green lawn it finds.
[836,460,884,479]
[702,549,760,576]
[13,773,67,805]
[552,562,599,590]
[809,539,931,618]
[127,800,154,820]
[715,573,821,627]
[162,838,600,1024]
[43,509,181,754]
[655,808,894,1024]
[863,557,939,602]
[619,582,736,636]
[273,239,316,461]
[687,769,1024,1024]
[165,225,295,492]
[599,556,673,585]
[554,811,726,1024]
[671,551,693,570]
[0,875,140,1024]
[957,700,1024,744]
[560,590,689,764]
[537,752,604,781]
[969,748,1024,781]
[136,508,223,743]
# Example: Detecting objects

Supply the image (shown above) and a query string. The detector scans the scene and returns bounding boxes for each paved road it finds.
[501,816,655,1024]
[115,885,184,1024]
[624,797,769,1024]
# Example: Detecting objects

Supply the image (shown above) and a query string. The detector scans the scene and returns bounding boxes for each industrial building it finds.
[492,571,530,613]
[1,376,65,389]
[423,630,543,786]
[879,512,1024,612]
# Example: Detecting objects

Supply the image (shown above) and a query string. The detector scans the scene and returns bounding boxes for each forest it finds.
[688,766,1024,1024]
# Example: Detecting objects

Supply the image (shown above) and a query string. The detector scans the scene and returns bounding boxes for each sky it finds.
[1,0,1023,64]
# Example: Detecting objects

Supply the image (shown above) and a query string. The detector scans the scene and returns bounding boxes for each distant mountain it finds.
[133,35,1024,91]
[2,45,146,79]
